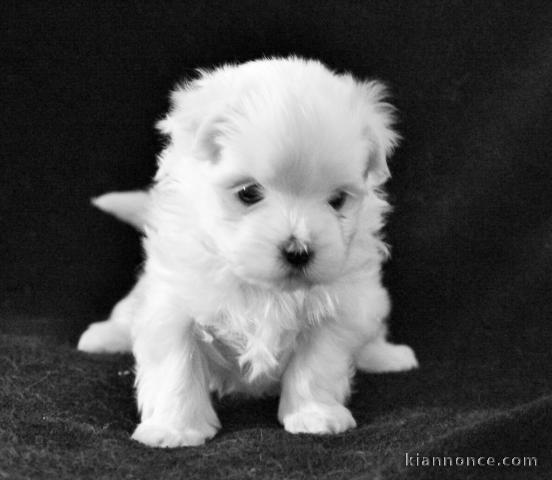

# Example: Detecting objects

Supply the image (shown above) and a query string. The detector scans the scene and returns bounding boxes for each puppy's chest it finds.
[195,287,335,390]
[197,305,300,386]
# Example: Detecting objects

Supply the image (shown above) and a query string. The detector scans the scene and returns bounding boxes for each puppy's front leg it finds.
[278,324,357,435]
[131,291,220,447]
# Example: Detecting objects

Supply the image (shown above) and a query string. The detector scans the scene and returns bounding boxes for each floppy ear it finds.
[358,81,400,184]
[155,82,203,143]
[155,83,233,163]
[192,115,230,163]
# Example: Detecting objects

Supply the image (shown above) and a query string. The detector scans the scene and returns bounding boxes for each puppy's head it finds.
[160,59,398,289]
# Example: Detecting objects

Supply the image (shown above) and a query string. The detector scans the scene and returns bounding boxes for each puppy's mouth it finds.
[281,268,314,290]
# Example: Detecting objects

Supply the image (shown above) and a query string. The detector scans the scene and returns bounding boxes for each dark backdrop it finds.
[3,0,551,356]
[2,1,552,478]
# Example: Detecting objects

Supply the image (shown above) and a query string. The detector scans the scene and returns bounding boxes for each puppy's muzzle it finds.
[281,237,312,268]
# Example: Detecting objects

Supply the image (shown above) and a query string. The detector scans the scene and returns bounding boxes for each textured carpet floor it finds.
[2,333,551,479]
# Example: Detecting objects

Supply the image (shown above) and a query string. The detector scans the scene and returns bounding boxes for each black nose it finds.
[282,240,312,268]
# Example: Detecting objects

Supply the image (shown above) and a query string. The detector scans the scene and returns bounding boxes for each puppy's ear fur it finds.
[156,78,210,137]
[159,111,230,163]
[156,78,233,163]
[192,115,231,162]
[357,80,400,184]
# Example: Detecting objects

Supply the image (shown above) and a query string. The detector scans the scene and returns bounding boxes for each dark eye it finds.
[237,183,264,205]
[328,190,348,211]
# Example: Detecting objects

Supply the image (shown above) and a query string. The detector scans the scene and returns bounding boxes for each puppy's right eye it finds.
[236,184,264,205]
[328,190,348,211]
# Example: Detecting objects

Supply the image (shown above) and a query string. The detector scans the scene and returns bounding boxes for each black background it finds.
[2,1,552,477]
[3,0,552,357]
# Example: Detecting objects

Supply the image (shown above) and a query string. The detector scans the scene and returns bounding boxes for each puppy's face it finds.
[194,89,390,289]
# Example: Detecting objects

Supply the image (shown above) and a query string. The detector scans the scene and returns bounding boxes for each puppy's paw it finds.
[282,404,356,435]
[77,320,132,353]
[131,420,218,448]
[356,341,418,373]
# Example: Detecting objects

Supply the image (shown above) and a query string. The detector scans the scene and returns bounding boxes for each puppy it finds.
[78,57,418,447]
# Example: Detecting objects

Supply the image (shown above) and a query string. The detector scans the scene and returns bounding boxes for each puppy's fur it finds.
[78,57,418,447]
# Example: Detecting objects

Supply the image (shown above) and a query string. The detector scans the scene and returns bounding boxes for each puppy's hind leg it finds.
[355,335,418,373]
[77,278,144,353]
[342,281,418,374]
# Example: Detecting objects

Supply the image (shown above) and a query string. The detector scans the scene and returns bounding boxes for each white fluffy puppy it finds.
[78,57,418,447]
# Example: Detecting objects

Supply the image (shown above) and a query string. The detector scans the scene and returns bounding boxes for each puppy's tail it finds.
[91,190,149,231]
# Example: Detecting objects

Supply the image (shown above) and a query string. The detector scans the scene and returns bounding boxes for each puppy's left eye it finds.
[237,183,264,205]
[328,190,348,211]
